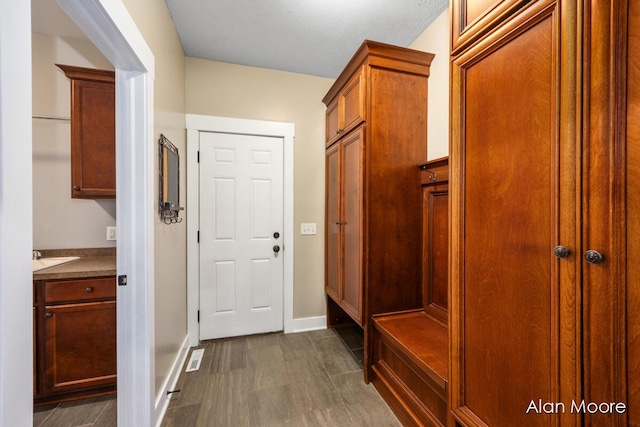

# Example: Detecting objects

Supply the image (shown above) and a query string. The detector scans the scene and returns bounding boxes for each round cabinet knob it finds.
[273,245,280,253]
[553,246,571,259]
[584,250,604,264]
[85,287,93,293]
[73,186,80,191]
[44,312,52,319]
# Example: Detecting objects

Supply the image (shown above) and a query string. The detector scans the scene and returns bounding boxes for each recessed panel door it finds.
[199,131,284,340]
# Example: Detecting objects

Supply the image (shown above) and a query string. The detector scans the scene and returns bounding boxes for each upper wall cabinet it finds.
[451,0,532,54]
[324,66,365,147]
[57,64,115,199]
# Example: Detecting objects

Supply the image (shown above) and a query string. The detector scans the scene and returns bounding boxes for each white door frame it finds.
[0,0,156,425]
[186,114,294,346]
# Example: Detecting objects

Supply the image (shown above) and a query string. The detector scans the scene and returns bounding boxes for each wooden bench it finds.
[371,310,448,427]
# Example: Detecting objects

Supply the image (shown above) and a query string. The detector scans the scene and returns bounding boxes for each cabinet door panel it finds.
[627,0,640,421]
[341,128,364,325]
[43,301,117,395]
[325,143,341,302]
[71,79,115,198]
[326,98,340,147]
[423,186,449,323]
[452,0,531,53]
[341,67,364,135]
[451,9,566,427]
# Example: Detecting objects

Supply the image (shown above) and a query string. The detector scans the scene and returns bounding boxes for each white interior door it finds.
[199,131,284,340]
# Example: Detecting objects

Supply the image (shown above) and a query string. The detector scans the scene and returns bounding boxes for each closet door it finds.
[627,0,640,422]
[341,127,364,325]
[325,143,342,303]
[449,2,579,426]
[583,1,638,425]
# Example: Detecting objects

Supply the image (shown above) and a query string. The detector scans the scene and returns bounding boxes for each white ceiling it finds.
[164,0,448,78]
[32,0,448,79]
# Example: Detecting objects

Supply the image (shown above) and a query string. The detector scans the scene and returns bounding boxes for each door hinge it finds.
[197,310,200,323]
[118,275,127,286]
[197,231,200,243]
[197,151,200,163]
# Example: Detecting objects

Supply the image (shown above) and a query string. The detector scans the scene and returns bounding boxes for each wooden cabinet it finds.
[323,40,434,380]
[450,1,638,426]
[326,127,364,323]
[56,64,115,199]
[34,276,117,404]
[325,66,364,147]
[371,158,450,427]
[420,158,449,325]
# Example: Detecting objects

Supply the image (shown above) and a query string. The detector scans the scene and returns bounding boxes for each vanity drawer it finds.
[44,277,116,303]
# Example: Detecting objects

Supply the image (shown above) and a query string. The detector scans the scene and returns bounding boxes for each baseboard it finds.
[154,334,191,427]
[292,315,327,333]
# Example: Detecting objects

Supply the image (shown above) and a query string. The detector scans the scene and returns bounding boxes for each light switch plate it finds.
[300,223,317,235]
[106,226,117,241]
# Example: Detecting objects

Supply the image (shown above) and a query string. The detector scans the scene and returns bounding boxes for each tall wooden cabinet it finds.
[450,0,638,426]
[323,40,434,378]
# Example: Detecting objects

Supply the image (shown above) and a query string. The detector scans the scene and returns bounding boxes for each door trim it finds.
[49,1,156,425]
[186,114,295,346]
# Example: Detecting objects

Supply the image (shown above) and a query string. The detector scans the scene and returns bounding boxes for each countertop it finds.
[33,248,116,281]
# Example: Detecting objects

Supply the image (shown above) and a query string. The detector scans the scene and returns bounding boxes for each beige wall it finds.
[31,33,116,250]
[410,9,450,159]
[121,0,187,396]
[186,59,334,319]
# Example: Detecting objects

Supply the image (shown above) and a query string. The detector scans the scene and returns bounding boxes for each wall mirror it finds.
[159,134,183,223]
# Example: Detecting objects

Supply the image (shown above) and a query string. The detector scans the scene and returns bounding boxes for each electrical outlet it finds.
[106,226,117,241]
[300,223,317,235]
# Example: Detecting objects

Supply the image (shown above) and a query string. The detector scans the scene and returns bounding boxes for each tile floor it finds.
[33,328,399,427]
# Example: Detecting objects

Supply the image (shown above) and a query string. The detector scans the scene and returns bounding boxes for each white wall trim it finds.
[0,1,33,424]
[292,316,328,333]
[54,1,156,425]
[154,335,190,427]
[186,114,295,347]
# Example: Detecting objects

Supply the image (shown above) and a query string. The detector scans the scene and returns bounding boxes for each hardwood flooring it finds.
[33,329,400,426]
[33,395,116,427]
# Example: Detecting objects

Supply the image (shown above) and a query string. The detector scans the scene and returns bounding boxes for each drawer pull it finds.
[85,287,93,293]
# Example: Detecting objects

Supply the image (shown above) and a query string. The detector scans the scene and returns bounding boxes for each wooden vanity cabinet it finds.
[56,64,115,199]
[323,40,434,380]
[34,276,117,404]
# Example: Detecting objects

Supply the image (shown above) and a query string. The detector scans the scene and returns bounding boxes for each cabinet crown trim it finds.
[322,40,435,106]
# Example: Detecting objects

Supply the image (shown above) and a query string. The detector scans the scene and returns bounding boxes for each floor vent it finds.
[185,348,205,372]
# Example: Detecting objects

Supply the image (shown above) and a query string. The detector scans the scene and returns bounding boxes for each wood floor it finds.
[33,328,400,426]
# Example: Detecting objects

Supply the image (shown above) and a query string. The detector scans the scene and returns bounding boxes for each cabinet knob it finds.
[44,312,52,319]
[85,287,93,293]
[73,186,80,191]
[584,250,604,264]
[553,246,570,259]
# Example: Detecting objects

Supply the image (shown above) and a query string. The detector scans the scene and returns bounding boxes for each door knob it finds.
[584,250,604,264]
[273,245,280,253]
[553,246,570,259]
